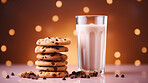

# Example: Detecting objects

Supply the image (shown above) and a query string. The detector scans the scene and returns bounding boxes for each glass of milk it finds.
[76,15,108,75]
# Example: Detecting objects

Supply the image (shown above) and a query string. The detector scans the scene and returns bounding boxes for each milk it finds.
[76,24,107,73]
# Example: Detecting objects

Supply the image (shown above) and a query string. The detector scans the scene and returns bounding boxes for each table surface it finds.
[0,65,148,83]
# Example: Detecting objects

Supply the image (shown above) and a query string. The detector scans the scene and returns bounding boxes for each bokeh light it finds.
[115,59,121,65]
[56,0,62,8]
[134,60,141,66]
[141,47,147,53]
[2,71,7,78]
[134,28,141,35]
[27,60,34,66]
[106,0,113,4]
[114,51,121,58]
[1,45,7,52]
[35,25,42,32]
[137,0,142,2]
[83,7,90,13]
[52,15,59,22]
[1,0,7,4]
[9,29,15,36]
[73,30,77,36]
[5,60,12,66]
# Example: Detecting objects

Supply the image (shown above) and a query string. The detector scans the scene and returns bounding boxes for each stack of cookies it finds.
[34,37,71,78]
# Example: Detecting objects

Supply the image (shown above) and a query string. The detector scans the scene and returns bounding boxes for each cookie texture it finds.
[35,60,68,66]
[36,53,67,61]
[36,37,71,46]
[36,66,67,71]
[35,46,68,53]
[35,71,68,78]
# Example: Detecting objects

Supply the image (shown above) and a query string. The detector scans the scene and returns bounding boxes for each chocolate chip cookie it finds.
[36,66,67,71]
[35,60,68,66]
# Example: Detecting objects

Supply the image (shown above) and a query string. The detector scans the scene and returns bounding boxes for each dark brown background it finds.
[0,0,148,65]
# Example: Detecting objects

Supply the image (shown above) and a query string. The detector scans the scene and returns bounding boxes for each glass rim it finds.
[75,15,108,17]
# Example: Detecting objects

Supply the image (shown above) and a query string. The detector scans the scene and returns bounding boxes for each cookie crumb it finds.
[11,72,15,76]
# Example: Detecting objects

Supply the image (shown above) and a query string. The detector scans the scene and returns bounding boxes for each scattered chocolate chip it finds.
[56,39,58,41]
[55,42,59,45]
[69,74,72,77]
[11,72,15,76]
[70,76,74,79]
[51,62,55,65]
[89,73,94,77]
[42,49,46,53]
[54,67,57,71]
[121,74,125,78]
[72,71,76,75]
[115,74,119,77]
[6,75,10,78]
[65,75,68,77]
[53,74,57,77]
[86,75,90,78]
[60,56,63,59]
[43,77,46,80]
[27,76,31,79]
[62,77,66,80]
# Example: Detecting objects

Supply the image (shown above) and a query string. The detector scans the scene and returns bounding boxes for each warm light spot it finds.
[1,45,7,52]
[52,15,59,22]
[134,60,141,66]
[5,60,12,66]
[141,47,147,53]
[56,0,62,8]
[27,60,34,66]
[134,28,141,35]
[73,30,77,36]
[9,29,15,36]
[1,0,7,4]
[137,0,142,2]
[114,51,121,58]
[106,0,113,4]
[115,59,121,65]
[141,71,147,78]
[83,7,89,13]
[2,71,7,78]
[114,70,120,74]
[35,25,42,32]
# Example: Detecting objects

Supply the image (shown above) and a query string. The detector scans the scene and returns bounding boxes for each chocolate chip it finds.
[54,67,57,71]
[62,77,66,80]
[40,72,43,74]
[70,76,74,79]
[80,75,84,78]
[86,75,90,78]
[115,74,119,77]
[6,75,10,78]
[51,62,55,65]
[11,72,15,76]
[64,39,66,41]
[65,75,68,77]
[42,49,46,53]
[64,71,67,74]
[45,56,47,58]
[83,75,86,78]
[50,54,55,57]
[59,54,62,56]
[55,42,59,45]
[47,37,50,39]
[51,41,54,43]
[72,71,76,75]
[42,57,44,59]
[43,77,46,80]
[58,73,61,75]
[89,73,94,77]
[121,74,125,78]
[55,47,59,50]
[74,75,77,78]
[60,56,63,59]
[52,74,57,77]
[56,39,58,41]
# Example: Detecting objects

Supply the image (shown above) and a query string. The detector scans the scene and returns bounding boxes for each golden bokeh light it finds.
[115,59,121,65]
[73,30,77,36]
[83,7,90,13]
[5,60,12,66]
[106,0,113,4]
[2,71,7,78]
[141,47,147,53]
[9,29,15,36]
[1,45,7,52]
[137,0,142,2]
[114,51,121,58]
[52,15,59,22]
[134,28,141,35]
[27,60,34,66]
[56,0,62,8]
[1,0,7,4]
[35,25,42,32]
[134,60,141,66]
